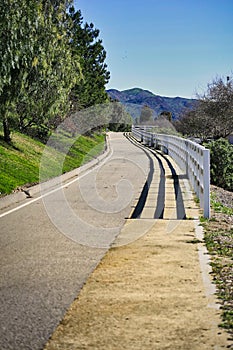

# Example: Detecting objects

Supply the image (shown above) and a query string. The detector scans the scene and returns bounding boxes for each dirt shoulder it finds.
[44,218,231,350]
[202,185,233,339]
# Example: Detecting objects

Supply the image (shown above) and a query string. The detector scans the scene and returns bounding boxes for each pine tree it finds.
[69,7,110,110]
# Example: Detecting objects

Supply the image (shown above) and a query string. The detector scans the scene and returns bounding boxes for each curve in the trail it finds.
[0,132,151,350]
[125,133,186,220]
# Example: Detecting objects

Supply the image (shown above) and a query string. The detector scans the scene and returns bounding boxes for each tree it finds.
[197,76,233,139]
[0,0,39,142]
[108,102,132,131]
[16,1,81,140]
[69,7,110,110]
[174,109,210,142]
[0,0,81,142]
[159,111,172,122]
[176,76,233,142]
[139,105,154,124]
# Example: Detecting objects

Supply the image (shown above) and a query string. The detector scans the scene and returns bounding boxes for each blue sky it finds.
[74,0,233,98]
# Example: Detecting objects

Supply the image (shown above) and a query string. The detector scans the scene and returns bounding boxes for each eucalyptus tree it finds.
[16,1,81,140]
[0,1,39,141]
[0,0,81,142]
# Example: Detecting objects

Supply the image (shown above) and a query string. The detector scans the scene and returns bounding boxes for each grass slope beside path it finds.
[0,131,105,195]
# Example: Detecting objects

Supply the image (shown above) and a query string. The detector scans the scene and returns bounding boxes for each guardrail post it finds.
[203,149,210,218]
[150,134,154,147]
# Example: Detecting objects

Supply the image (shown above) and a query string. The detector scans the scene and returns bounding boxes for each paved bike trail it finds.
[43,134,231,350]
[0,133,148,350]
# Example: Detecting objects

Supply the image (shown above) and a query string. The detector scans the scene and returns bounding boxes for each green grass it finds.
[204,229,233,258]
[210,193,233,216]
[0,130,105,195]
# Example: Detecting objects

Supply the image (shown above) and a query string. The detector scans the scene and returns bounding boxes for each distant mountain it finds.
[107,88,197,120]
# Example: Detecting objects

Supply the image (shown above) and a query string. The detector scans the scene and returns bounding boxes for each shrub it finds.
[205,139,233,191]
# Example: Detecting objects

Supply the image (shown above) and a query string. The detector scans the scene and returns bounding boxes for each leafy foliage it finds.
[205,139,233,191]
[0,1,110,142]
[69,7,110,110]
[16,1,80,140]
[0,0,79,142]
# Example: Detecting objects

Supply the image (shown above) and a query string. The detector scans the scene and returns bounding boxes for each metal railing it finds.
[132,125,210,218]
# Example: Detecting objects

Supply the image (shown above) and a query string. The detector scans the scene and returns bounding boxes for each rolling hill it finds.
[107,88,197,120]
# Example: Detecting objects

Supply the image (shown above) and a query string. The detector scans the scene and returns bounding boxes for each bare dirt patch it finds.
[44,219,231,350]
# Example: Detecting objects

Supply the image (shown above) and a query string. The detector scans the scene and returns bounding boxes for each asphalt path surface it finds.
[0,133,149,350]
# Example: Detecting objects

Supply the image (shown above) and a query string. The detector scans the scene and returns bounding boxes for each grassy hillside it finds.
[0,130,105,195]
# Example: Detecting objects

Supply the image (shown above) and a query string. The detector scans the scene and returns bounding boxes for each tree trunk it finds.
[3,117,11,143]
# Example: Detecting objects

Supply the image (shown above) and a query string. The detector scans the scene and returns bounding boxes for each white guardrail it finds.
[132,125,210,218]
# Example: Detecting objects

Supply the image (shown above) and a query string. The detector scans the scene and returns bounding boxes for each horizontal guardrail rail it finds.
[132,125,210,218]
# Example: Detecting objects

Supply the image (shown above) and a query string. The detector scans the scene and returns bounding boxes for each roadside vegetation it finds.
[174,75,233,192]
[0,129,105,195]
[174,75,233,339]
[0,0,110,144]
[205,139,233,192]
[0,0,116,196]
[202,187,233,338]
[175,75,233,144]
